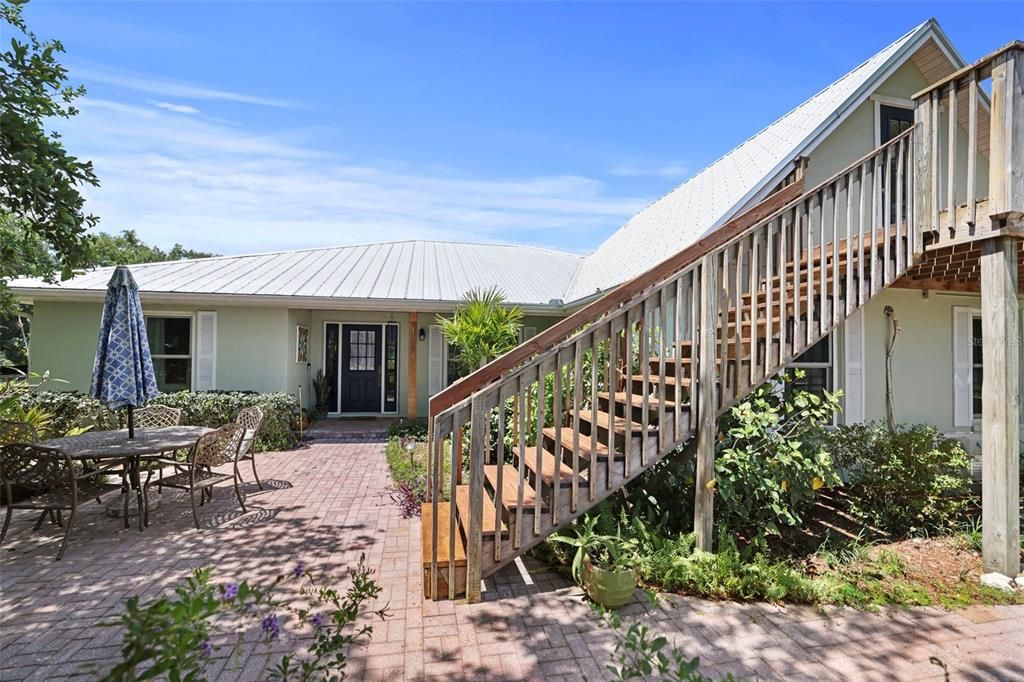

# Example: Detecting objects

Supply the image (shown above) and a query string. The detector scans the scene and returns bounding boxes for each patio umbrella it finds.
[89,266,159,439]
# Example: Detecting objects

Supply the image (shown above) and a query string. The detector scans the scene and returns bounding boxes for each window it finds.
[879,105,914,144]
[348,329,376,371]
[384,323,398,413]
[971,315,983,422]
[146,316,192,392]
[786,334,833,400]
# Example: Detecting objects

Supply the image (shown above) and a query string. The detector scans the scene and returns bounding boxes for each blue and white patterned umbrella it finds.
[90,266,159,438]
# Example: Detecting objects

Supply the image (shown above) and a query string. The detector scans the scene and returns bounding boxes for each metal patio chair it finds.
[234,406,265,490]
[132,404,182,429]
[0,443,125,560]
[143,423,246,529]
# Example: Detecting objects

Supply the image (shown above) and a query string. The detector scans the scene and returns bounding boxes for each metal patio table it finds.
[39,426,212,531]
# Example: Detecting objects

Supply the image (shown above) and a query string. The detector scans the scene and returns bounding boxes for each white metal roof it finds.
[564,19,949,301]
[11,241,581,308]
[10,20,960,311]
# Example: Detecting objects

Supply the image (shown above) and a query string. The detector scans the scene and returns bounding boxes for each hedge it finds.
[16,390,300,452]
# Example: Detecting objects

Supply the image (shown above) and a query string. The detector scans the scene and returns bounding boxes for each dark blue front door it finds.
[340,324,382,412]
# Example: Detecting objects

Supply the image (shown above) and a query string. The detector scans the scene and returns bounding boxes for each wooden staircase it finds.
[420,129,920,600]
[422,36,1024,599]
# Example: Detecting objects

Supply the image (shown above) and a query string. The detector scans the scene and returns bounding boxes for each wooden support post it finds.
[980,236,1021,578]
[465,395,487,603]
[694,255,719,552]
[989,48,1024,227]
[407,312,418,418]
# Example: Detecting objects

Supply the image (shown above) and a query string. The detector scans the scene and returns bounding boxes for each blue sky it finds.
[13,1,1022,256]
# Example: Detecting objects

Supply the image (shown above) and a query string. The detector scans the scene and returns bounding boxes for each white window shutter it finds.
[428,325,445,395]
[843,310,865,424]
[195,311,217,391]
[952,306,972,428]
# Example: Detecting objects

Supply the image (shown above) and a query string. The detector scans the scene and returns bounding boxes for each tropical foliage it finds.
[818,422,973,535]
[438,287,523,372]
[713,372,843,536]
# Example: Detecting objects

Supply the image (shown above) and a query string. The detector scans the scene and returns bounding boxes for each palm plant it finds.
[438,287,523,372]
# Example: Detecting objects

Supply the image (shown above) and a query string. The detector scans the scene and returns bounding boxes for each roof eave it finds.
[9,287,569,316]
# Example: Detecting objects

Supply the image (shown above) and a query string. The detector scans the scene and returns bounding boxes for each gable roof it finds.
[564,18,958,302]
[11,241,581,309]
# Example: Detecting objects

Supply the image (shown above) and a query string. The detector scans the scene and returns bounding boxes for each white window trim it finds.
[322,320,400,416]
[968,308,983,428]
[872,99,914,148]
[144,311,196,390]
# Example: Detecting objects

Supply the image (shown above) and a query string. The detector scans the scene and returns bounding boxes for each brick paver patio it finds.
[1,437,1022,681]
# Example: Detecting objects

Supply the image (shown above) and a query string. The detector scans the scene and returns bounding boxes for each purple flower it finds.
[199,639,213,657]
[261,614,281,640]
[292,563,304,578]
[222,583,239,600]
[310,612,325,629]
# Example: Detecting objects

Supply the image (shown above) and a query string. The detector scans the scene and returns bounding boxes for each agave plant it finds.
[438,287,523,372]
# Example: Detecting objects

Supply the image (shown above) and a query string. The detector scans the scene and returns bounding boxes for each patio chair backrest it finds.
[191,423,244,469]
[0,420,40,446]
[0,443,74,496]
[234,406,264,455]
[133,405,182,429]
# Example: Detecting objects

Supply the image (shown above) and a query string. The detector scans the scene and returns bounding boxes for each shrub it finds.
[387,418,428,440]
[819,422,972,535]
[15,390,300,452]
[150,391,299,452]
[713,373,843,537]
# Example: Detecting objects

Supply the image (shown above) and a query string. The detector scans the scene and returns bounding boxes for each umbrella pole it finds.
[128,406,135,439]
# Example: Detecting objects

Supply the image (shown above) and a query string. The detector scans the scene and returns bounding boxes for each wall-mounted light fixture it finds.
[418,327,426,341]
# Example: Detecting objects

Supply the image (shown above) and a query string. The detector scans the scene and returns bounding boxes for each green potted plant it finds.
[311,370,331,419]
[550,515,637,608]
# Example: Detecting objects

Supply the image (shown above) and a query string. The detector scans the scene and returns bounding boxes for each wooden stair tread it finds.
[454,485,507,537]
[597,390,680,411]
[542,427,621,460]
[512,445,587,487]
[484,464,546,511]
[421,501,466,567]
[575,409,646,436]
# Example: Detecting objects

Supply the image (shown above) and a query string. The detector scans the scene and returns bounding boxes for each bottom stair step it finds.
[484,464,547,512]
[421,501,466,598]
[455,484,508,537]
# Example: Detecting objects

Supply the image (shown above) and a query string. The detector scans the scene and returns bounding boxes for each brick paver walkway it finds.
[1,438,1022,681]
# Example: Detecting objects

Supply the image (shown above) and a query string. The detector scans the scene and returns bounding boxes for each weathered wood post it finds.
[980,237,1021,579]
[912,91,934,258]
[980,45,1023,579]
[694,255,719,551]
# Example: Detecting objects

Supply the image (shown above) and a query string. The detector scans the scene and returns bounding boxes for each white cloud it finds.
[150,101,200,115]
[608,161,688,178]
[74,66,297,109]
[60,97,646,255]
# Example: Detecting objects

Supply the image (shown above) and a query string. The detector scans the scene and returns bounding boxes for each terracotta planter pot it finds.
[583,559,636,608]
